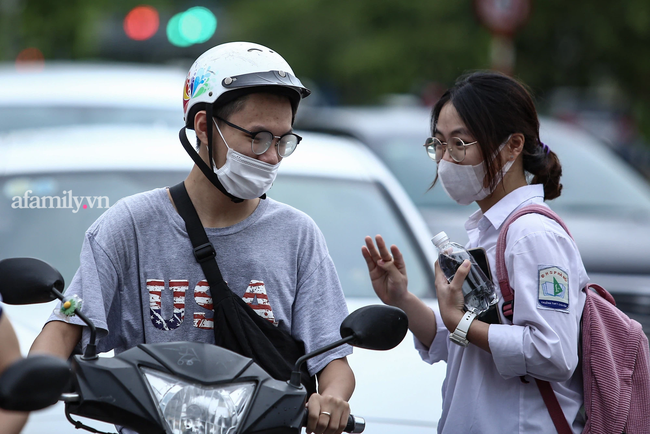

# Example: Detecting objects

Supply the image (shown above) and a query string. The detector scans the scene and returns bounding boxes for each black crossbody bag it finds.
[168,182,317,396]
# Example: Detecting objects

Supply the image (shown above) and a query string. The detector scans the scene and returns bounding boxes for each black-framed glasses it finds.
[424,137,478,163]
[216,116,302,157]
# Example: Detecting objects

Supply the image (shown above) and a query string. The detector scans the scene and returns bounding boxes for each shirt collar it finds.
[465,184,545,233]
[484,184,545,230]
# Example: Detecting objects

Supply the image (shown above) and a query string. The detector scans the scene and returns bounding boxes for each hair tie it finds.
[539,141,550,155]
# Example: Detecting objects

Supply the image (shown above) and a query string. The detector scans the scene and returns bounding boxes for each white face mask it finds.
[438,138,514,205]
[212,120,280,200]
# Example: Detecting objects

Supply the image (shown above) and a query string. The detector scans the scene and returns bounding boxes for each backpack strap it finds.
[495,203,574,434]
[535,379,574,434]
[496,204,572,321]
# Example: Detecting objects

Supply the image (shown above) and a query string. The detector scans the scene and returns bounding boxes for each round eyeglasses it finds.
[216,116,302,157]
[424,137,479,163]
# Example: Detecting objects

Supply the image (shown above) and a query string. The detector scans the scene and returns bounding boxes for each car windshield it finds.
[0,171,433,299]
[0,107,182,132]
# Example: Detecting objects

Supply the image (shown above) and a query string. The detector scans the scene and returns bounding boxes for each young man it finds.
[11,42,354,434]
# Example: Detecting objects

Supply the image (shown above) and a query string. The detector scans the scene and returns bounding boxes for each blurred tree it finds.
[226,0,492,104]
[1,0,648,140]
[225,0,649,142]
[0,0,176,60]
[516,0,650,141]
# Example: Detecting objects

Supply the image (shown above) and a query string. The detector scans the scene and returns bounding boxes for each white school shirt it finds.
[416,184,588,433]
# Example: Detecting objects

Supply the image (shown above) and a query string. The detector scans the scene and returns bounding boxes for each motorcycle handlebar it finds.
[345,414,366,433]
[302,410,366,433]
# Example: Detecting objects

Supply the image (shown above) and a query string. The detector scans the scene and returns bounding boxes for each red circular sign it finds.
[474,0,531,36]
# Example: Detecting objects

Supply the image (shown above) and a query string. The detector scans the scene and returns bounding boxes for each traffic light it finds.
[167,7,217,47]
[123,6,160,41]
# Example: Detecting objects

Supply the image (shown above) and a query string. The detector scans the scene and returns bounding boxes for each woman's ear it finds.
[194,110,209,146]
[508,133,525,160]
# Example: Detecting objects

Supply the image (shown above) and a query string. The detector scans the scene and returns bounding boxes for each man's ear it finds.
[194,110,209,146]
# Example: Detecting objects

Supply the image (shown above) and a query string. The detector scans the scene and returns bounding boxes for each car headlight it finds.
[142,367,255,434]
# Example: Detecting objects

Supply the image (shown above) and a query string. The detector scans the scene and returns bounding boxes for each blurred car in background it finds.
[295,104,650,333]
[0,62,185,132]
[0,125,444,433]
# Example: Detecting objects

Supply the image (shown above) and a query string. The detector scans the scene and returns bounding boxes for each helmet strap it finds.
[178,126,244,204]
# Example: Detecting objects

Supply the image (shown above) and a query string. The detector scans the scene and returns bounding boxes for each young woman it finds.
[362,71,588,433]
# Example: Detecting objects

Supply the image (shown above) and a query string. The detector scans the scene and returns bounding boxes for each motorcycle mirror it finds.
[0,355,71,411]
[340,305,408,351]
[0,258,99,360]
[0,257,64,305]
[289,305,409,389]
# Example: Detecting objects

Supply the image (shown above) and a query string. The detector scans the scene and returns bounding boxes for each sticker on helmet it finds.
[537,265,569,312]
[183,67,216,113]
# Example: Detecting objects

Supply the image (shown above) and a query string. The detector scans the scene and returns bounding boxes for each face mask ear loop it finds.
[213,119,230,153]
[493,134,516,189]
[207,104,214,172]
[177,126,244,203]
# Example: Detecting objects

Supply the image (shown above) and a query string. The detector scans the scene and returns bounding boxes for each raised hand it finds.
[361,235,408,307]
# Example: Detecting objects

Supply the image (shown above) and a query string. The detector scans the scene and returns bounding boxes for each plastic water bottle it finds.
[432,231,498,315]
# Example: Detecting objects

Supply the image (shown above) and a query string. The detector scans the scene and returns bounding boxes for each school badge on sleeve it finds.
[537,266,569,312]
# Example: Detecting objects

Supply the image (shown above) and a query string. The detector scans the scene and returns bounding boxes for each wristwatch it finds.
[449,311,477,347]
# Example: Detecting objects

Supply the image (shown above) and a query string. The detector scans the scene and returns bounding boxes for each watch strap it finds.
[450,311,477,346]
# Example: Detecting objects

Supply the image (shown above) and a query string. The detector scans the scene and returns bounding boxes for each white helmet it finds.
[182,41,310,128]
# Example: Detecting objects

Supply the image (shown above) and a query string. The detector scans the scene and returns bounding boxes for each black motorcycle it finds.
[0,257,408,434]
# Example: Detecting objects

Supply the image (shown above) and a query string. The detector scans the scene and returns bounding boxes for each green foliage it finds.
[516,0,650,140]
[225,0,649,140]
[1,0,648,139]
[0,0,174,59]
[226,0,491,103]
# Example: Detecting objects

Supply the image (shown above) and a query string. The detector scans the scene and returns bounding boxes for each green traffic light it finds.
[186,7,217,43]
[167,7,217,47]
[167,13,192,47]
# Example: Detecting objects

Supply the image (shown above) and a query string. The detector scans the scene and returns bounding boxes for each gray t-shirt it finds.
[49,187,351,375]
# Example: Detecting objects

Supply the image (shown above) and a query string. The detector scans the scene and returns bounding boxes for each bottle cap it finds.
[431,231,449,248]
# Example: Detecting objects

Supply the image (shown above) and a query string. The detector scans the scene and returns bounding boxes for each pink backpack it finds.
[496,204,650,434]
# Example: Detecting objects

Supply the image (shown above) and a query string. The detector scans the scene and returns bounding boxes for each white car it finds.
[0,62,185,133]
[295,105,650,333]
[0,125,446,433]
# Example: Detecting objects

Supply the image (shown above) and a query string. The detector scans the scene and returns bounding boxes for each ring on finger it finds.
[320,411,331,417]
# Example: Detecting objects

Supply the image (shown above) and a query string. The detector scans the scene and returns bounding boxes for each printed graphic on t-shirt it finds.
[147,278,277,329]
[537,266,569,312]
[193,280,214,330]
[242,280,278,326]
[148,279,187,330]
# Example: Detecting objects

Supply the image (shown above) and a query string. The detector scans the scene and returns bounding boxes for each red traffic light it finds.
[124,5,160,41]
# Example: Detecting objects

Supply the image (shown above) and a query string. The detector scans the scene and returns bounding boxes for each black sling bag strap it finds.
[168,182,317,396]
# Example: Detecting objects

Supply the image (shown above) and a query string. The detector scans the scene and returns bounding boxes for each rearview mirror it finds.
[0,257,64,305]
[290,304,409,388]
[0,355,71,411]
[340,305,408,350]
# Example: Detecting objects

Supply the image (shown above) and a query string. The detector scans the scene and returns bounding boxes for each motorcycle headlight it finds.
[142,367,255,434]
